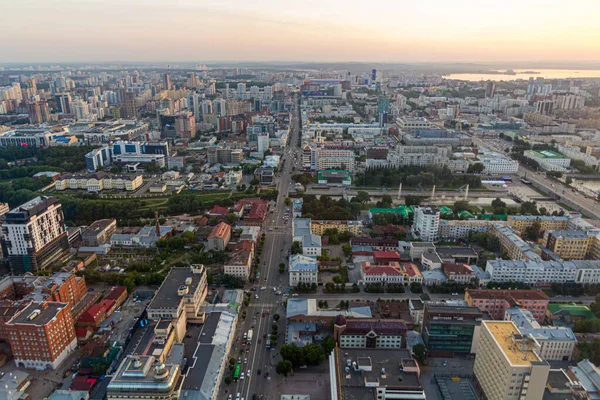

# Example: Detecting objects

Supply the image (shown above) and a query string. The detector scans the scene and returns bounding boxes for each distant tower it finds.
[485,81,496,98]
[163,73,172,90]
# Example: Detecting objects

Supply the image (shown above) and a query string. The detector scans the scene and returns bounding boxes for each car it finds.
[260,287,266,291]
[292,293,299,297]
[237,393,241,399]
[247,369,251,375]
[228,395,232,400]
[257,369,262,375]
[263,334,267,338]
[258,339,262,343]
[442,360,448,366]
[262,313,265,317]
[240,372,245,380]
[255,295,259,299]
[244,358,248,364]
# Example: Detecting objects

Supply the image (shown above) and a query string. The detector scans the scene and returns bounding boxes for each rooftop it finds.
[148,266,204,310]
[547,230,590,240]
[207,222,231,240]
[526,149,568,159]
[8,301,67,326]
[484,321,543,366]
[82,219,116,236]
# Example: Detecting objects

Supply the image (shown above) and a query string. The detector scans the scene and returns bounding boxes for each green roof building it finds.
[317,170,351,186]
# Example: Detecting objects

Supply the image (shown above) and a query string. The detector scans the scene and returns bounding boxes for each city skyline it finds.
[2,0,600,63]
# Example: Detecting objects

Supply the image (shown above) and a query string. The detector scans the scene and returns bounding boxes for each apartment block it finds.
[486,259,600,285]
[508,215,570,233]
[412,207,440,242]
[310,220,363,236]
[7,301,77,370]
[473,321,550,400]
[1,196,69,274]
[465,289,549,323]
[438,219,491,240]
[542,230,590,260]
[490,223,541,261]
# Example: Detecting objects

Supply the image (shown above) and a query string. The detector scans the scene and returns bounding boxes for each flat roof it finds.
[484,321,542,366]
[526,149,568,159]
[8,301,67,326]
[148,267,202,310]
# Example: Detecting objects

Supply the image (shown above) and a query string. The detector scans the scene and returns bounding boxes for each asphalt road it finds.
[227,95,301,400]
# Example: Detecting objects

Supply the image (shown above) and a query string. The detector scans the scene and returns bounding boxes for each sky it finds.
[2,0,600,63]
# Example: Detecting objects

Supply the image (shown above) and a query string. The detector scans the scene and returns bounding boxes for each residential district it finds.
[0,64,600,400]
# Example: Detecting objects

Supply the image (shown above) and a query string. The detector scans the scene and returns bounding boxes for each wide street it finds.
[225,95,302,400]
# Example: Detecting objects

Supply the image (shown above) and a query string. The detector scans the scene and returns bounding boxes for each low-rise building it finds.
[223,249,253,280]
[486,259,600,285]
[442,263,476,283]
[438,219,491,240]
[524,149,571,171]
[55,172,143,192]
[317,169,351,186]
[361,261,405,284]
[490,223,542,261]
[206,222,231,251]
[289,254,318,287]
[310,220,363,236]
[333,315,407,349]
[508,215,570,233]
[292,218,322,257]
[465,289,549,323]
[81,219,117,247]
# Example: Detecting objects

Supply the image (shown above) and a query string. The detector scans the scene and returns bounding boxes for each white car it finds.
[255,295,259,299]
[260,287,266,291]
[240,372,245,380]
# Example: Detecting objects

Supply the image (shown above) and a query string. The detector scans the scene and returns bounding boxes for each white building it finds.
[486,259,600,285]
[412,207,440,242]
[289,254,318,287]
[438,220,491,240]
[504,307,576,361]
[292,218,322,257]
[1,196,69,274]
[523,150,571,172]
[477,149,520,174]
[316,148,356,172]
[257,132,270,155]
[396,116,433,131]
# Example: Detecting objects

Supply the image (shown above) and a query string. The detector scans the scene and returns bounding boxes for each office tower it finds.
[1,196,70,274]
[163,73,172,90]
[6,301,77,370]
[27,101,42,124]
[132,70,140,84]
[473,321,550,400]
[377,95,390,114]
[263,85,273,99]
[485,80,496,98]
[371,68,377,83]
[224,83,230,98]
[527,77,535,95]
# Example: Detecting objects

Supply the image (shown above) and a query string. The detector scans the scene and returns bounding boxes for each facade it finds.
[508,215,570,234]
[1,196,69,273]
[107,355,181,400]
[542,230,590,260]
[223,249,252,280]
[486,259,600,285]
[55,173,143,192]
[7,301,77,370]
[361,261,406,284]
[206,222,231,251]
[334,316,407,349]
[438,219,491,240]
[523,149,571,171]
[310,220,363,236]
[473,321,550,400]
[175,111,196,138]
[504,307,576,361]
[490,224,541,261]
[421,304,483,354]
[315,148,355,172]
[147,266,208,339]
[289,254,318,287]
[81,219,117,247]
[412,207,440,242]
[465,289,549,323]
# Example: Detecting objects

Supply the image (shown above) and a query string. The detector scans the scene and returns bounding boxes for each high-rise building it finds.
[473,321,550,400]
[1,196,69,274]
[371,68,377,83]
[6,301,77,371]
[121,90,137,119]
[27,101,42,124]
[237,82,246,94]
[412,207,440,242]
[485,80,496,98]
[55,93,71,113]
[163,73,172,90]
[186,72,196,88]
[257,132,270,155]
[175,111,196,138]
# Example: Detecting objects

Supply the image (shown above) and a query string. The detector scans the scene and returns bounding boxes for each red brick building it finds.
[6,301,77,370]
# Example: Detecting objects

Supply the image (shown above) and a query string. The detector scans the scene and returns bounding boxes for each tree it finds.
[404,195,421,206]
[229,357,236,366]
[285,197,292,206]
[566,177,573,185]
[226,213,238,224]
[546,170,563,179]
[453,200,470,213]
[224,376,232,385]
[342,243,352,258]
[412,343,426,364]
[467,162,485,174]
[291,241,302,255]
[355,191,371,204]
[280,344,305,366]
[523,221,542,241]
[410,282,423,293]
[520,201,539,215]
[322,336,336,355]
[304,343,325,365]
[380,194,393,207]
[491,197,506,209]
[276,360,293,377]
[273,314,280,322]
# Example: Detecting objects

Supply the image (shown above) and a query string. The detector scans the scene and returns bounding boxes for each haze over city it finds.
[2,0,600,63]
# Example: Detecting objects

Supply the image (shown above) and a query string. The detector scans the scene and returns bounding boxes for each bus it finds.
[234,364,241,380]
[247,329,254,345]
[500,176,513,183]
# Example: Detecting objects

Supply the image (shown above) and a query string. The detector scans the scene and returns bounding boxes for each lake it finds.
[443,69,600,82]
